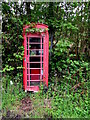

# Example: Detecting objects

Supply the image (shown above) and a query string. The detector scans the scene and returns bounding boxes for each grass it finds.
[1,76,89,119]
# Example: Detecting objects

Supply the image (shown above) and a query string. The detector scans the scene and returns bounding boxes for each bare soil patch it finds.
[19,96,32,112]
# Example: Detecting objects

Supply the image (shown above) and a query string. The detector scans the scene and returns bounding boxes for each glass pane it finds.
[30,81,41,86]
[27,50,28,55]
[30,75,40,80]
[27,63,28,68]
[29,57,40,62]
[30,69,40,74]
[29,37,40,43]
[27,44,28,49]
[30,44,40,49]
[41,69,43,75]
[27,69,28,74]
[41,69,43,80]
[41,63,43,68]
[42,50,43,55]
[38,50,43,55]
[30,63,40,68]
[27,81,29,86]
[27,37,28,49]
[42,37,43,43]
[30,50,39,55]
[27,75,29,80]
[29,50,43,55]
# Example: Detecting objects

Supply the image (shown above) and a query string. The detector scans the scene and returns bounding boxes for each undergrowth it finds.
[2,75,89,118]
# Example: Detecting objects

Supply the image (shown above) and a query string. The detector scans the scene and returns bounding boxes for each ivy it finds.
[3,65,15,72]
[25,25,48,34]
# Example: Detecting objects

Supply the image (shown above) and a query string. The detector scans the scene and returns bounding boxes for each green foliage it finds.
[2,75,26,110]
[3,65,15,72]
[2,2,89,118]
[50,37,89,85]
[19,83,88,118]
[47,91,89,118]
[2,15,26,77]
[25,26,48,34]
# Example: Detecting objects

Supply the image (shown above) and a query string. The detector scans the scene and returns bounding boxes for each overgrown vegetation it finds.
[2,2,89,119]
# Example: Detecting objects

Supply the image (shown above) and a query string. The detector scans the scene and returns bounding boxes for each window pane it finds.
[30,75,40,80]
[42,37,43,43]
[27,81,29,86]
[30,63,40,68]
[27,37,28,49]
[30,44,40,49]
[29,37,40,43]
[30,81,40,86]
[29,57,40,62]
[30,69,40,74]
[27,69,28,74]
[27,50,28,55]
[27,63,28,68]
[27,75,29,80]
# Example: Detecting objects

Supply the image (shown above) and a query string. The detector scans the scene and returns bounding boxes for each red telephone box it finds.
[23,23,49,92]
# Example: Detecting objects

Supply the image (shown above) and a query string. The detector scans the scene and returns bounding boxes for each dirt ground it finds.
[20,97,32,112]
[2,97,33,119]
[1,96,52,119]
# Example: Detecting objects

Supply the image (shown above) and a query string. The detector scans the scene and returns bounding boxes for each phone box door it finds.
[23,23,49,92]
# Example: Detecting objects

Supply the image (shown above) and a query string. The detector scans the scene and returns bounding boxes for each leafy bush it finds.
[49,37,89,92]
[2,2,89,118]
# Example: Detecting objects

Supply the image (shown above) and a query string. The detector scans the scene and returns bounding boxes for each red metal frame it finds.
[23,23,49,92]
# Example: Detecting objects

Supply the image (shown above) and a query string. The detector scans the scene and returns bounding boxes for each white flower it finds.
[10,81,13,85]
